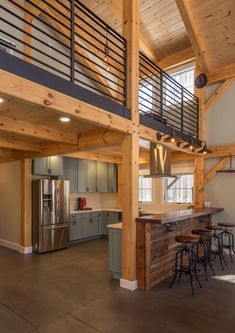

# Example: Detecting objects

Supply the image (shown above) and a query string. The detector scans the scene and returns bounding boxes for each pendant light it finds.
[198,141,212,155]
[183,137,200,150]
[163,128,177,143]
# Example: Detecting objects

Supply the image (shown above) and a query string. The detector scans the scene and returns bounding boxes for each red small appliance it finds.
[77,197,87,210]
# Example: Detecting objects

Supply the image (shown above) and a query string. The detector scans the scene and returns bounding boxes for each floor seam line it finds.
[69,313,105,333]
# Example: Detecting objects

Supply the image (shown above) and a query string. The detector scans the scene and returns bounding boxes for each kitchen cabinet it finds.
[107,163,117,192]
[96,161,108,192]
[108,226,122,279]
[70,214,83,241]
[82,213,99,238]
[77,159,86,192]
[64,157,77,193]
[107,212,121,225]
[86,160,97,192]
[99,211,108,235]
[33,156,63,176]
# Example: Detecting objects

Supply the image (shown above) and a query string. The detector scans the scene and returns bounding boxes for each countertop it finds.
[107,223,123,230]
[136,208,223,225]
[70,208,122,214]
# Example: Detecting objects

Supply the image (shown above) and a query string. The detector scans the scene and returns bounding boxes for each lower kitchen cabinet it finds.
[70,215,83,241]
[99,211,108,235]
[82,213,99,238]
[108,227,122,279]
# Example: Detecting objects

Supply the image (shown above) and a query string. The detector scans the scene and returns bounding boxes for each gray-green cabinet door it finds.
[107,212,120,225]
[107,164,117,192]
[97,162,108,192]
[70,216,83,241]
[33,158,47,175]
[99,212,108,235]
[83,215,99,237]
[48,156,63,176]
[86,160,97,192]
[108,228,122,279]
[77,159,86,192]
[64,157,77,193]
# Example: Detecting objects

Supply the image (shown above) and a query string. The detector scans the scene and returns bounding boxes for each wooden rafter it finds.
[0,115,77,145]
[64,151,122,164]
[207,64,235,84]
[104,0,158,62]
[175,0,208,72]
[0,138,40,152]
[157,47,195,70]
[205,79,234,113]
[204,157,229,186]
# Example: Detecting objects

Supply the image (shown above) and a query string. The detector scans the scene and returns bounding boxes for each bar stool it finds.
[218,222,235,262]
[191,229,215,280]
[206,225,226,270]
[169,235,201,295]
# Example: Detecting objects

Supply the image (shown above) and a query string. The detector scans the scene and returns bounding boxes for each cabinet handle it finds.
[86,187,89,192]
[48,168,52,175]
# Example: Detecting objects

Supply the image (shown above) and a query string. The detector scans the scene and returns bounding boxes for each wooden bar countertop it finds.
[136,208,223,225]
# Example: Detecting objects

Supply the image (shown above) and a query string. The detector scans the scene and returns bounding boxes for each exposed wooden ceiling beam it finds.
[105,0,158,62]
[0,138,41,152]
[0,115,77,145]
[175,0,208,72]
[205,78,234,112]
[0,70,133,134]
[207,64,235,84]
[157,47,195,70]
[64,151,122,164]
[204,157,229,186]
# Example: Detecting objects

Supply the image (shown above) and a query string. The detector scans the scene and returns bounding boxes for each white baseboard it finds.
[0,239,32,254]
[120,278,137,291]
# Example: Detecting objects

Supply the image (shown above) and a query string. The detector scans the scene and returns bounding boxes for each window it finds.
[139,83,153,113]
[139,175,152,202]
[164,174,193,203]
[164,67,195,106]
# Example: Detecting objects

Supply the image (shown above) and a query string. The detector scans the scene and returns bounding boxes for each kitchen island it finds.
[135,208,223,290]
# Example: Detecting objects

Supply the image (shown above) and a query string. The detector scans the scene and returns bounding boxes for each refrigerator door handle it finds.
[44,224,68,230]
[55,187,59,223]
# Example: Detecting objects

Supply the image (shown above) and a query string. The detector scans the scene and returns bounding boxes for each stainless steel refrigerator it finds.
[32,179,70,253]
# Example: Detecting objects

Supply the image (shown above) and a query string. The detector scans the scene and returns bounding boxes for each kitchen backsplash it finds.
[70,192,118,210]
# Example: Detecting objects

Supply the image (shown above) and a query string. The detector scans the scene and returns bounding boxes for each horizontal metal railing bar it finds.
[4,2,71,44]
[74,78,123,104]
[42,0,71,23]
[74,55,125,89]
[25,0,71,32]
[75,23,125,60]
[75,1,125,44]
[0,17,70,60]
[74,68,124,97]
[74,35,124,67]
[74,13,125,52]
[74,50,124,83]
[0,31,71,72]
[74,41,125,75]
[182,101,198,115]
[0,40,70,79]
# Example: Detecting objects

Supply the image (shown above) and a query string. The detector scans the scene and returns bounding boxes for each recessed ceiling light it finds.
[0,97,4,103]
[59,116,71,123]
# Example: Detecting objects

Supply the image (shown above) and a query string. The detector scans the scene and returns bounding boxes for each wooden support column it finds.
[194,62,205,208]
[21,159,32,249]
[121,0,140,289]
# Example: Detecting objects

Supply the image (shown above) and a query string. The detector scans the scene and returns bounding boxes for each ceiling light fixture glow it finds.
[59,116,71,123]
[0,97,4,103]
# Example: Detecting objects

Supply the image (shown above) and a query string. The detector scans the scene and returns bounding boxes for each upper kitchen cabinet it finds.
[86,160,97,192]
[64,157,77,193]
[77,159,86,192]
[33,156,63,176]
[96,161,108,192]
[107,164,117,192]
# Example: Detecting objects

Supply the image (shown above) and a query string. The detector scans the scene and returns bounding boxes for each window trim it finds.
[138,175,153,203]
[163,173,194,204]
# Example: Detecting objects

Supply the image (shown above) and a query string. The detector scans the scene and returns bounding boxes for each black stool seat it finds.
[218,222,235,228]
[169,234,201,295]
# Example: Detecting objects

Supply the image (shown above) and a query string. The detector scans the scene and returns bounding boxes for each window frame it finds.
[138,175,153,203]
[163,173,194,204]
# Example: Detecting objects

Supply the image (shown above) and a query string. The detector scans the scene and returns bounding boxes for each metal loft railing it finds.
[139,52,199,142]
[0,0,128,116]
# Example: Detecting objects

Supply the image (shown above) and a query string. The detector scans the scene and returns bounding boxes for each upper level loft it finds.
[0,0,202,148]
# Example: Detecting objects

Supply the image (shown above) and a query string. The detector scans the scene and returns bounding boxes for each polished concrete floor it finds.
[0,239,235,333]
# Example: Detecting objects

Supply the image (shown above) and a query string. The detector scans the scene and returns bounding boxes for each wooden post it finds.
[194,62,205,208]
[121,0,140,289]
[21,159,32,249]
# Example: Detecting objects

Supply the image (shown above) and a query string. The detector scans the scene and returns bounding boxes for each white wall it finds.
[0,161,21,246]
[204,81,235,223]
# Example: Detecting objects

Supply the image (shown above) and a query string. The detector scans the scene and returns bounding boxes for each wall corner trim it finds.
[120,278,137,291]
[0,239,32,254]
